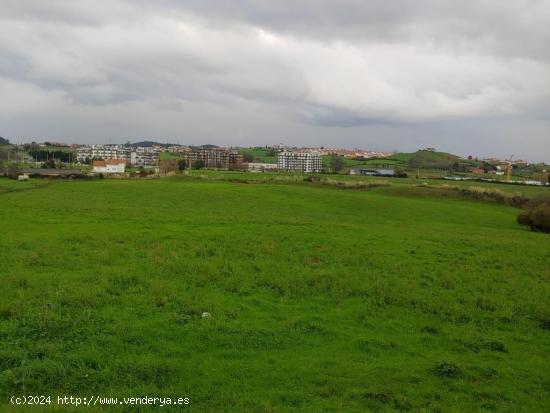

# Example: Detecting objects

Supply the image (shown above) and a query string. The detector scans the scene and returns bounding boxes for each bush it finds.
[531,204,550,232]
[434,362,462,378]
[517,196,550,233]
[483,340,508,353]
[517,211,531,226]
[459,186,507,203]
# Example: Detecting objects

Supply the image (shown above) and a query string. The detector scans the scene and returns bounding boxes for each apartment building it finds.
[277,151,323,173]
[77,145,159,167]
[184,148,244,169]
[77,145,130,163]
[130,147,159,167]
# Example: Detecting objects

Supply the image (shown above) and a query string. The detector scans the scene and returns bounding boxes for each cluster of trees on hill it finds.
[28,149,73,163]
[0,137,9,145]
[189,144,218,150]
[450,161,496,173]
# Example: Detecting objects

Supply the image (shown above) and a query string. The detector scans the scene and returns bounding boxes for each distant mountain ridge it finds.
[0,137,9,145]
[190,144,219,149]
[123,141,220,149]
[128,140,174,148]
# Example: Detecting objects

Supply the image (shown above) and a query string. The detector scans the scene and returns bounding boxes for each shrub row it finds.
[304,176,391,189]
[418,184,530,208]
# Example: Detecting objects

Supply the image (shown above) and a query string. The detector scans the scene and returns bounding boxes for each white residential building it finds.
[277,151,323,173]
[247,163,278,172]
[77,145,130,163]
[92,159,126,173]
[130,148,159,167]
[77,145,159,166]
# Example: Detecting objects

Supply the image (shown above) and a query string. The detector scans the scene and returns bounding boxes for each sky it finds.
[1,1,549,161]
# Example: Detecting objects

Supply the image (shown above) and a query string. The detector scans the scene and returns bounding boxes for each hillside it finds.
[385,150,460,170]
[0,176,548,412]
[0,137,9,145]
[237,147,278,163]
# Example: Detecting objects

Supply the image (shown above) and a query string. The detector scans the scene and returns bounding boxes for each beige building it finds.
[184,148,244,169]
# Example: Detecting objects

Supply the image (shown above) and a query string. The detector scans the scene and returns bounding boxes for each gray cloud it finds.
[0,0,549,161]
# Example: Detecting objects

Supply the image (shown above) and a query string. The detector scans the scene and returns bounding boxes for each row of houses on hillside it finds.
[86,148,326,174]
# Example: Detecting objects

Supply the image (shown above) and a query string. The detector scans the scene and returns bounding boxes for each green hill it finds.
[237,147,278,163]
[385,150,460,170]
[0,137,9,146]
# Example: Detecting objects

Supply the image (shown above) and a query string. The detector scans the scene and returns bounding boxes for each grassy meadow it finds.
[0,175,549,412]
[237,148,278,164]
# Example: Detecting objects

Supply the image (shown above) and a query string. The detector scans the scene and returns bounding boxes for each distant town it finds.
[0,137,548,186]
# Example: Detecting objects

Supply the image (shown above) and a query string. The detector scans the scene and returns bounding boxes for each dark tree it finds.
[330,155,345,172]
[159,159,179,175]
[194,159,205,169]
[42,159,57,169]
[7,164,20,179]
[29,149,72,163]
[178,159,187,170]
[242,153,254,163]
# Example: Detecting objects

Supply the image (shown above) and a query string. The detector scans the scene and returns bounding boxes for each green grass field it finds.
[159,152,183,161]
[0,176,549,412]
[237,148,278,164]
[185,170,549,198]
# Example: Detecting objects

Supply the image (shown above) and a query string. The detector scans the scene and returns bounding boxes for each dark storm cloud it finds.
[150,0,550,60]
[0,0,548,160]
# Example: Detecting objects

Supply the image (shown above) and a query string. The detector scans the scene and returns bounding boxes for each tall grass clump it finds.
[418,184,530,207]
[459,186,529,207]
[316,178,390,190]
